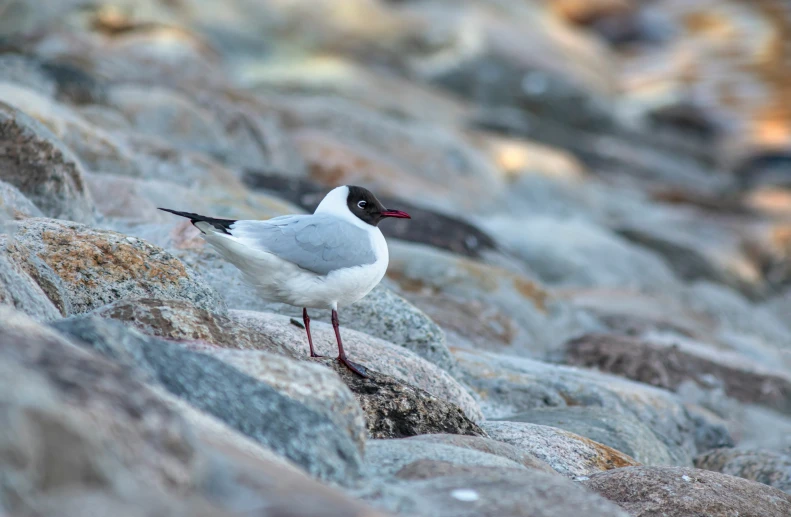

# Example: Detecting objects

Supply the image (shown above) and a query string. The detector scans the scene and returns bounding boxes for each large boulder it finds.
[583,466,791,517]
[0,100,95,223]
[695,448,791,495]
[2,218,224,316]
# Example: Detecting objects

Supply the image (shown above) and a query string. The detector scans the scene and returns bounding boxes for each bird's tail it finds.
[158,208,237,235]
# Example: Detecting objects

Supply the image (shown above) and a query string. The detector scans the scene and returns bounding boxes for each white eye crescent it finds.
[357,200,367,209]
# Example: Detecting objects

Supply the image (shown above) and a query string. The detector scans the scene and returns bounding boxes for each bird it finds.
[159,185,410,377]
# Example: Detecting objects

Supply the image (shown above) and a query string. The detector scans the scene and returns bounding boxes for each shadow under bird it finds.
[159,185,410,377]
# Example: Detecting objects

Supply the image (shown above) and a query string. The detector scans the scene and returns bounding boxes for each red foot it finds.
[338,355,368,378]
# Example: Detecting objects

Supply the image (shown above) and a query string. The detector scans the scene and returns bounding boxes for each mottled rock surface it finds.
[583,466,791,517]
[52,316,363,485]
[696,448,791,495]
[0,101,94,223]
[481,421,639,478]
[322,359,483,439]
[3,218,224,316]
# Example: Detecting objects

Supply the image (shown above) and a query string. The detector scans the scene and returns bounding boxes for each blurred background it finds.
[2,0,791,469]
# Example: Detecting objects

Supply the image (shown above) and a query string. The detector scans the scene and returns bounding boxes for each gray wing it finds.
[229,214,377,275]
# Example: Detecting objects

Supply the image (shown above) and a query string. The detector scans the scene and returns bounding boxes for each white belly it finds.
[202,225,389,309]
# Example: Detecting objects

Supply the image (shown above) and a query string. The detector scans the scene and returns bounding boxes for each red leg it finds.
[331,309,367,377]
[303,308,324,358]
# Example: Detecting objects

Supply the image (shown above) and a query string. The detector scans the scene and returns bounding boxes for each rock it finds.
[481,421,639,478]
[480,215,680,294]
[404,434,557,474]
[0,100,95,223]
[52,315,363,485]
[0,81,140,178]
[498,407,680,466]
[0,307,382,516]
[188,347,366,457]
[582,466,791,517]
[356,468,631,517]
[107,84,230,157]
[695,448,791,495]
[386,240,590,358]
[3,218,224,316]
[565,333,791,415]
[0,253,60,321]
[453,348,702,463]
[257,94,504,211]
[362,439,527,479]
[89,298,297,358]
[228,310,483,422]
[321,358,483,439]
[0,179,43,219]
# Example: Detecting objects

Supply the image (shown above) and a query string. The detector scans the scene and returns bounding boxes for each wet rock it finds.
[498,406,681,466]
[3,218,223,316]
[453,348,701,463]
[582,466,791,517]
[52,315,363,485]
[357,468,630,517]
[565,333,791,415]
[362,439,525,479]
[0,100,95,223]
[0,179,43,219]
[695,448,791,495]
[228,310,483,422]
[89,298,297,358]
[404,434,557,474]
[481,421,639,478]
[321,359,483,439]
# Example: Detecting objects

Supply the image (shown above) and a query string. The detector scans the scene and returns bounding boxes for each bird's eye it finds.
[357,201,367,209]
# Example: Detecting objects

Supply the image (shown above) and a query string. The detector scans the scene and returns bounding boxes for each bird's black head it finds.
[346,186,411,226]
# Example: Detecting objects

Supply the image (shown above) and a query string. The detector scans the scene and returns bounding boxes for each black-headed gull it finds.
[160,185,410,376]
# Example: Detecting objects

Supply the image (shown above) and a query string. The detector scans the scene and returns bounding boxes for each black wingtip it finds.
[158,208,237,235]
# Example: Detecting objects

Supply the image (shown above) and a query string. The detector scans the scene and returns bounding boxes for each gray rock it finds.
[404,434,557,474]
[498,407,681,466]
[479,216,680,294]
[565,333,791,415]
[0,252,60,321]
[0,179,43,219]
[363,439,527,479]
[89,298,298,358]
[481,421,639,478]
[319,358,483,439]
[0,306,383,517]
[0,100,95,223]
[356,468,631,517]
[2,218,224,316]
[51,315,363,485]
[582,466,791,517]
[454,348,700,463]
[386,240,592,358]
[695,448,791,494]
[195,347,367,456]
[228,311,483,422]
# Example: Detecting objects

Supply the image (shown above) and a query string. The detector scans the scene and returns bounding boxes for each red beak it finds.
[380,209,411,219]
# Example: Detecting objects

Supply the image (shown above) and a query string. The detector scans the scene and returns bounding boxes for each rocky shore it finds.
[2,1,791,516]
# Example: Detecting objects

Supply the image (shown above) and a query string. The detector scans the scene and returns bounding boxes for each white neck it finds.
[314,186,373,231]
